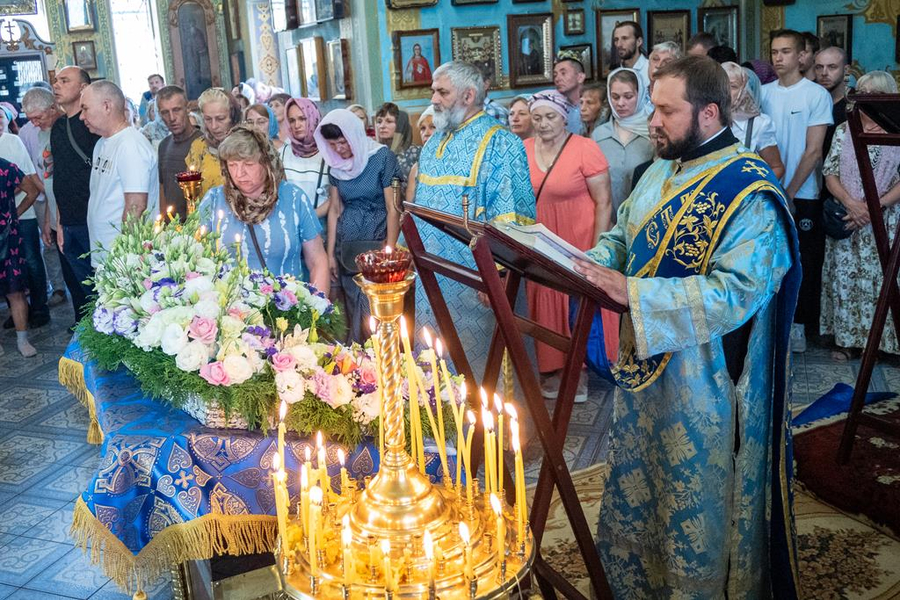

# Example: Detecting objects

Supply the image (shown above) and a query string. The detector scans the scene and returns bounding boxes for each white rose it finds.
[331,373,352,408]
[275,370,305,404]
[287,344,319,372]
[158,306,195,327]
[161,323,189,356]
[309,294,330,315]
[222,355,254,385]
[195,257,217,276]
[135,313,167,350]
[175,340,209,372]
[139,289,158,314]
[184,275,214,298]
[193,299,221,320]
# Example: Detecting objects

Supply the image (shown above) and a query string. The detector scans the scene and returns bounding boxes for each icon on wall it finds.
[299,36,327,101]
[0,0,37,16]
[559,43,594,81]
[699,6,739,57]
[451,26,503,88]
[64,0,94,32]
[72,40,97,71]
[647,10,691,55]
[817,14,853,62]
[507,13,554,88]
[393,28,440,90]
[564,9,585,37]
[326,38,352,100]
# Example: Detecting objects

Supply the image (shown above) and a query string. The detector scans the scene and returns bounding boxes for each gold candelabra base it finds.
[177,179,203,215]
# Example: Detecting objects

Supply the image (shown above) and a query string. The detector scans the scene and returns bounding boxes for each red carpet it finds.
[793,402,900,537]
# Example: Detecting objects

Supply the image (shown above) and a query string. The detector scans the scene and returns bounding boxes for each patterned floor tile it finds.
[0,435,89,492]
[0,495,68,535]
[0,535,72,587]
[0,387,66,426]
[0,583,14,600]
[21,502,75,545]
[6,590,81,600]
[21,547,110,599]
[91,573,174,600]
[34,400,92,433]
[29,467,96,503]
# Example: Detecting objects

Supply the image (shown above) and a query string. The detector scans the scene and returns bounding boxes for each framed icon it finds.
[699,6,740,56]
[64,0,94,32]
[394,28,440,89]
[326,38,352,100]
[647,10,691,54]
[72,40,97,71]
[299,37,327,100]
[507,13,554,88]
[564,9,586,36]
[817,14,853,62]
[451,26,503,87]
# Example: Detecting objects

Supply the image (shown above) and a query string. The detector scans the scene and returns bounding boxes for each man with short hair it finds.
[686,31,716,56]
[580,82,606,137]
[139,73,165,126]
[814,46,850,156]
[553,51,586,133]
[800,32,820,81]
[612,21,650,91]
[81,80,159,267]
[22,87,66,309]
[762,29,832,352]
[575,55,800,598]
[51,66,99,324]
[156,85,201,218]
[413,60,535,376]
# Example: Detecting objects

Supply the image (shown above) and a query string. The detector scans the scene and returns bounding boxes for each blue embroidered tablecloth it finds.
[59,337,445,593]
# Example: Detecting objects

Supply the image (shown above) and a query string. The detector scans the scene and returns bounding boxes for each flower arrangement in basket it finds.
[77,213,457,446]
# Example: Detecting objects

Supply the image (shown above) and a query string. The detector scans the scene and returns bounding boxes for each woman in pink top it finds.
[524,90,616,402]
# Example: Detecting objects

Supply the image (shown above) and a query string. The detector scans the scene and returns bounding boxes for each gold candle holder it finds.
[175,169,203,215]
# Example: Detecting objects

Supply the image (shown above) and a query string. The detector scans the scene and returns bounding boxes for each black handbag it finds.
[822,194,853,240]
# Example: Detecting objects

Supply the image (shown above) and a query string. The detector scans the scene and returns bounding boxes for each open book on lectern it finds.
[496,222,591,275]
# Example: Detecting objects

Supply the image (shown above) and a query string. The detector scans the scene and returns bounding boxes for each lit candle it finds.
[510,418,526,547]
[277,400,287,460]
[338,448,350,496]
[424,530,436,588]
[308,485,322,577]
[490,493,506,571]
[434,339,450,479]
[464,410,476,506]
[215,209,223,251]
[494,393,504,498]
[454,381,467,492]
[369,317,385,458]
[342,514,354,586]
[400,317,425,473]
[196,224,207,242]
[381,538,393,592]
[481,404,496,494]
[422,329,450,482]
[459,522,474,580]
[479,388,492,493]
[166,205,175,221]
[300,466,309,537]
[271,452,288,557]
[234,233,242,263]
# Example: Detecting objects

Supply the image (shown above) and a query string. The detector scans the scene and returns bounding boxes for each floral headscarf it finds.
[284,97,321,158]
[314,109,384,181]
[219,124,286,225]
[528,89,572,121]
[722,62,760,122]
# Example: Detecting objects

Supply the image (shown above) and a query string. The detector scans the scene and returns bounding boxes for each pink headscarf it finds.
[284,97,322,158]
[528,89,571,122]
[314,108,384,181]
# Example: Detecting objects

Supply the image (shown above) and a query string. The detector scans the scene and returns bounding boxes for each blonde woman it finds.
[185,88,242,198]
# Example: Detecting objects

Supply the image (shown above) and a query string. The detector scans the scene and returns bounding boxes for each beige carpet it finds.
[535,464,900,599]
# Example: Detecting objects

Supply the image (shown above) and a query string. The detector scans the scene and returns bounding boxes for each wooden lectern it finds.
[837,93,900,463]
[401,202,627,600]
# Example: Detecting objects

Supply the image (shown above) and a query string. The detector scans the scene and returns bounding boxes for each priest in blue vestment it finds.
[574,56,801,598]
[411,60,535,376]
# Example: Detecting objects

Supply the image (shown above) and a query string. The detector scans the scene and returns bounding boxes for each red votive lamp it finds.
[355,246,412,283]
[175,170,202,183]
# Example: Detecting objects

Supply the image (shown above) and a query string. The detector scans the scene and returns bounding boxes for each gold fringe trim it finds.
[71,496,277,594]
[59,355,103,444]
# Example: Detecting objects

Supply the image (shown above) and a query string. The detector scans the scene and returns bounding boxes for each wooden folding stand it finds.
[837,93,900,463]
[401,202,627,600]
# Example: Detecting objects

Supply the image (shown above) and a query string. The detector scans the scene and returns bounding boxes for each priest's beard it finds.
[432,102,469,132]
[657,111,704,160]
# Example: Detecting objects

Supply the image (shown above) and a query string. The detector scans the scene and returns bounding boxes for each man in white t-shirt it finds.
[81,80,159,268]
[761,29,833,352]
[0,106,50,328]
[612,21,650,92]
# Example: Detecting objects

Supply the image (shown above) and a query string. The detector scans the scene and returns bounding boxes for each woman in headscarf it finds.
[186,88,243,198]
[722,62,784,179]
[267,92,292,147]
[232,82,255,110]
[198,125,328,291]
[140,99,170,150]
[821,71,900,360]
[279,98,330,223]
[591,68,654,217]
[374,102,420,197]
[523,90,615,402]
[244,103,283,150]
[314,109,401,342]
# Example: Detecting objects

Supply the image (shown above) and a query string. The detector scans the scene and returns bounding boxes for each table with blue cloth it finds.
[58,337,446,595]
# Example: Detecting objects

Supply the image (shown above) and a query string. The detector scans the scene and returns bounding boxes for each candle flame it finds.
[422,327,433,348]
[490,493,502,515]
[342,515,352,546]
[199,225,207,235]
[505,403,517,420]
[424,530,434,559]
[483,409,494,431]
[309,485,323,504]
[234,233,241,244]
[511,426,521,452]
[399,316,408,337]
[493,393,503,414]
[381,538,391,554]
[166,205,174,214]
[316,431,323,448]
[189,164,196,171]
[337,448,345,466]
[279,400,287,421]
[305,446,311,461]
[155,213,162,222]
[480,386,488,408]
[369,316,378,335]
[217,209,224,219]
[467,410,477,425]
[272,451,281,471]
[384,245,393,254]
[435,338,443,358]
[459,522,470,544]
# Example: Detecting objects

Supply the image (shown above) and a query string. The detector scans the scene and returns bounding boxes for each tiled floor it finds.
[0,299,895,599]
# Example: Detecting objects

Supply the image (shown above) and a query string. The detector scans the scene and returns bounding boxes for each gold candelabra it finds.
[175,169,203,215]
[277,252,534,600]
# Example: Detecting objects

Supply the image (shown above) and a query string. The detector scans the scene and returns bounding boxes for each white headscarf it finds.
[314,109,384,181]
[607,67,651,138]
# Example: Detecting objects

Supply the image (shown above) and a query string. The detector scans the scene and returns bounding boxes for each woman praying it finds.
[524,90,616,401]
[199,125,329,293]
[591,68,653,218]
[186,88,242,198]
[722,62,784,179]
[314,109,400,343]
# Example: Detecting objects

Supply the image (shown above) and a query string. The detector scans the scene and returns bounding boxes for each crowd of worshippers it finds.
[0,24,897,373]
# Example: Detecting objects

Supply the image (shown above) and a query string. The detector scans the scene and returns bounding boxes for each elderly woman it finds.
[279,98,330,221]
[508,95,533,140]
[591,68,653,219]
[579,83,608,137]
[140,99,170,150]
[722,62,784,179]
[820,71,900,360]
[404,107,436,203]
[314,109,401,343]
[198,125,329,293]
[244,103,283,150]
[523,90,616,401]
[186,88,242,198]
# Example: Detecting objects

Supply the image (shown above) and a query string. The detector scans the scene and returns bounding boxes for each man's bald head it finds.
[814,46,848,94]
[80,80,128,136]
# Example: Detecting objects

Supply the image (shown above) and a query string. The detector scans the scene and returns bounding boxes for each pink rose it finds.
[282,289,297,304]
[228,307,245,320]
[260,284,274,295]
[270,352,297,373]
[200,361,230,386]
[143,278,153,290]
[188,316,218,344]
[358,366,377,387]
[185,271,200,280]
